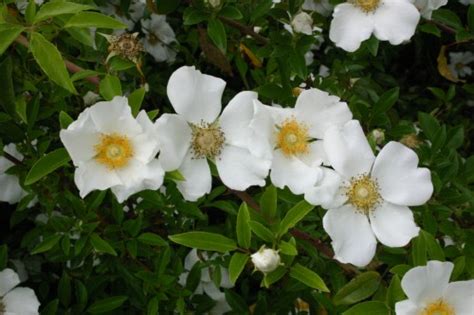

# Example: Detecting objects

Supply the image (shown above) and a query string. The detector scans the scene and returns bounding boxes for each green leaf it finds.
[59,111,73,129]
[418,112,440,141]
[169,232,237,253]
[183,7,208,25]
[0,24,25,55]
[41,299,59,315]
[155,0,181,14]
[386,275,405,309]
[65,12,127,29]
[87,296,128,313]
[469,4,474,33]
[421,230,445,261]
[128,87,146,117]
[0,57,16,117]
[90,233,117,256]
[236,202,251,248]
[278,200,314,236]
[207,18,227,52]
[263,266,286,288]
[31,234,62,254]
[373,87,399,117]
[99,75,122,100]
[229,252,249,284]
[29,32,76,94]
[0,244,7,269]
[25,148,71,185]
[342,301,389,315]
[25,0,36,24]
[411,233,427,266]
[137,232,168,246]
[333,271,381,305]
[220,6,243,20]
[66,27,96,47]
[260,185,277,221]
[279,240,297,256]
[33,1,93,23]
[289,263,329,292]
[432,9,463,31]
[248,220,274,243]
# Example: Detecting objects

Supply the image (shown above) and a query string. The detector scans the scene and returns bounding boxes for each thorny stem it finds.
[15,34,100,86]
[228,190,359,274]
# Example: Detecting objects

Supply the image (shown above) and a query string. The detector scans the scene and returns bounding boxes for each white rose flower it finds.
[156,66,271,201]
[99,0,145,31]
[448,52,474,79]
[302,0,333,16]
[411,0,447,19]
[291,12,314,35]
[396,261,474,315]
[305,120,433,267]
[141,14,177,63]
[329,0,420,52]
[178,249,233,315]
[252,88,352,195]
[0,144,28,205]
[60,96,164,202]
[0,268,40,314]
[251,247,281,274]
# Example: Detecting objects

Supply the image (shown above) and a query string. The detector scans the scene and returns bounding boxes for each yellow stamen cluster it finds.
[346,174,381,214]
[94,134,134,169]
[276,118,310,157]
[191,122,225,159]
[420,300,454,315]
[350,0,381,12]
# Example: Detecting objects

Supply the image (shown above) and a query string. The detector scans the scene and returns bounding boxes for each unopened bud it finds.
[370,128,385,145]
[251,246,281,274]
[291,12,313,35]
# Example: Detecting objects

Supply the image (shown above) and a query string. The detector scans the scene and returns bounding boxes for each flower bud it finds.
[291,12,313,35]
[205,0,221,8]
[370,128,385,145]
[251,247,281,273]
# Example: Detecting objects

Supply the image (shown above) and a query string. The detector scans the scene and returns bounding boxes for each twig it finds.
[15,34,100,86]
[219,16,269,45]
[2,152,24,166]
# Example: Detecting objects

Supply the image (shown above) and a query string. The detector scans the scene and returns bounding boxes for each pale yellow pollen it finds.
[346,174,381,214]
[94,133,134,169]
[276,118,310,157]
[420,299,454,315]
[191,121,225,159]
[350,0,381,12]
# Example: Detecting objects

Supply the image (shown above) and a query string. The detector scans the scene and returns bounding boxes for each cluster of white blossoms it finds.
[59,65,434,268]
[0,268,40,314]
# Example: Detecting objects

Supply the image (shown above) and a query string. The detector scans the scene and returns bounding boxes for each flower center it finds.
[191,122,225,159]
[108,33,143,63]
[420,300,455,315]
[94,134,134,169]
[351,0,380,12]
[276,118,309,157]
[346,174,381,214]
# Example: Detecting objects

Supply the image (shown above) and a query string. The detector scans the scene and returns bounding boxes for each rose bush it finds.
[0,0,473,314]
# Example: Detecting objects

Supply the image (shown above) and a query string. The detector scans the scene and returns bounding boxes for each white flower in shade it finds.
[141,14,177,63]
[252,88,352,195]
[329,0,420,52]
[305,120,433,267]
[302,0,333,16]
[411,0,447,19]
[459,0,474,5]
[178,249,233,315]
[251,247,281,274]
[99,0,145,30]
[155,66,271,201]
[448,52,474,79]
[291,12,314,35]
[60,96,164,202]
[0,144,28,205]
[396,261,474,315]
[83,91,101,106]
[0,268,40,314]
